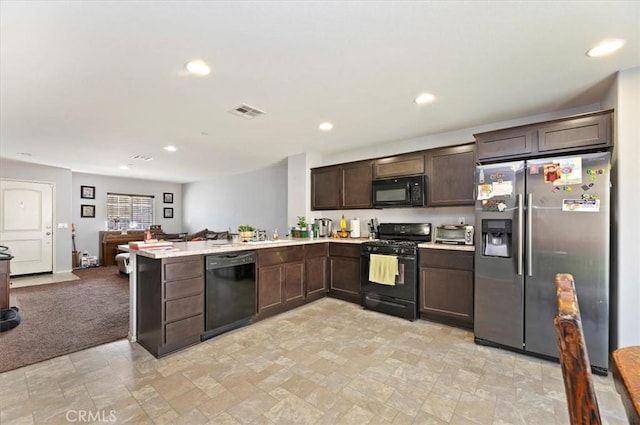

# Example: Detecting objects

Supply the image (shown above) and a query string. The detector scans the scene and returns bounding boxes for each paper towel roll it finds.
[350,218,361,238]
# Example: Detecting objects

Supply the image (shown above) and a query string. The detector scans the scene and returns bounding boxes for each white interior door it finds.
[0,180,54,275]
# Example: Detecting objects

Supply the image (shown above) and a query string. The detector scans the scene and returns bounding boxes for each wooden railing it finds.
[554,272,602,425]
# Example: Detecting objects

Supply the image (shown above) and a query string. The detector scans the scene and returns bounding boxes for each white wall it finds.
[604,66,640,348]
[183,160,288,236]
[72,173,183,258]
[0,159,73,273]
[287,152,322,229]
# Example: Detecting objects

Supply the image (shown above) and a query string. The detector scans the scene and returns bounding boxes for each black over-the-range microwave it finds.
[372,175,426,208]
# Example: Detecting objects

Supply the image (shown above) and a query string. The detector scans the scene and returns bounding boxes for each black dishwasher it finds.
[202,251,256,341]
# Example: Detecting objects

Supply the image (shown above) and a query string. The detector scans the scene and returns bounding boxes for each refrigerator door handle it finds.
[527,192,533,277]
[517,193,524,276]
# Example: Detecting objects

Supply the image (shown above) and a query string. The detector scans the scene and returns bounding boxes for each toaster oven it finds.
[434,225,474,245]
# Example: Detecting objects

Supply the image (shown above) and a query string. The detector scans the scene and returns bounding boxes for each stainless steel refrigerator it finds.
[474,151,610,374]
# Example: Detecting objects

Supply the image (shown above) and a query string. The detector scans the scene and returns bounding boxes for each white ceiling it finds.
[1,1,639,183]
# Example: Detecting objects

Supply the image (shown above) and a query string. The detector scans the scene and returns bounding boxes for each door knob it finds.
[46,232,52,236]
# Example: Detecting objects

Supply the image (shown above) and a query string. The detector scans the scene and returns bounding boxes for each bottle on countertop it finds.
[340,214,347,230]
[273,229,279,240]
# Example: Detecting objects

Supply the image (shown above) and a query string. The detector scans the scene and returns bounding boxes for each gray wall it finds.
[72,173,182,258]
[183,160,288,237]
[0,159,73,273]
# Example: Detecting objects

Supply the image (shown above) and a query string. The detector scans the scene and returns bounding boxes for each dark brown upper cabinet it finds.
[475,127,535,161]
[311,165,341,210]
[537,112,611,152]
[426,143,476,206]
[341,161,373,209]
[311,161,372,210]
[475,109,612,162]
[373,153,425,179]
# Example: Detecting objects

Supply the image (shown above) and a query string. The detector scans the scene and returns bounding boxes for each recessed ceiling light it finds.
[164,145,177,152]
[586,39,626,57]
[319,122,334,131]
[120,165,129,170]
[415,93,436,105]
[185,59,211,76]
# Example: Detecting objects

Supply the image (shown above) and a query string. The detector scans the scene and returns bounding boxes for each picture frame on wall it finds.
[163,207,174,219]
[81,185,95,199]
[163,192,173,204]
[81,204,95,218]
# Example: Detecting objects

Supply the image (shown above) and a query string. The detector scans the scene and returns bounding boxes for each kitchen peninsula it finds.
[122,237,474,358]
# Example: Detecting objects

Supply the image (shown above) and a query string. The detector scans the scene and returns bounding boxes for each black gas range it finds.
[360,223,431,320]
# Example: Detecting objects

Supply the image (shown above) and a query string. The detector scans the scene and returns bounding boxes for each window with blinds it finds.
[106,193,154,230]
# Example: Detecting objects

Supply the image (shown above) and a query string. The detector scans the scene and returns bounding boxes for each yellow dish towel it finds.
[369,254,398,285]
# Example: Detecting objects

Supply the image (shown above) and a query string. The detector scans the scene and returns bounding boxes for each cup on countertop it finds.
[231,234,240,243]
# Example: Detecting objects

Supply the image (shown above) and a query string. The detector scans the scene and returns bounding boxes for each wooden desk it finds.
[612,346,640,425]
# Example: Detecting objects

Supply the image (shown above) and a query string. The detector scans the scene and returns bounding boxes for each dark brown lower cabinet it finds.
[328,243,361,304]
[137,255,204,357]
[419,248,474,329]
[305,243,328,301]
[255,246,305,320]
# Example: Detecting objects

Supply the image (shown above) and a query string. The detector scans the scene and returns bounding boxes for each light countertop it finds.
[119,237,368,259]
[120,237,475,259]
[418,241,475,252]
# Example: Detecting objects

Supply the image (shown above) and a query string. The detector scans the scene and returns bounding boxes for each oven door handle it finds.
[361,252,415,261]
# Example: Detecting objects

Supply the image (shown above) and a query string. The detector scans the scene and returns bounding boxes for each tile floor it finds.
[10,272,79,289]
[0,298,627,424]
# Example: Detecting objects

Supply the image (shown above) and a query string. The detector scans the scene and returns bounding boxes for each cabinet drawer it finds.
[329,243,360,258]
[419,249,473,271]
[165,293,203,323]
[258,247,304,267]
[164,257,203,281]
[164,276,203,300]
[305,243,328,258]
[164,314,203,345]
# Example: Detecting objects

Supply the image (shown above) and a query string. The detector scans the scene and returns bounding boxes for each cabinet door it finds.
[373,153,425,179]
[329,256,360,299]
[537,113,611,152]
[341,161,373,209]
[426,144,476,206]
[419,267,473,329]
[283,261,305,303]
[257,265,283,313]
[306,256,327,296]
[311,166,340,210]
[475,126,535,161]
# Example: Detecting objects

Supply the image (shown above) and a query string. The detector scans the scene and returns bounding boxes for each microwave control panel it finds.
[411,183,423,202]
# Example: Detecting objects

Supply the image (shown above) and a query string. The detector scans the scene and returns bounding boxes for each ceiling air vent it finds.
[229,104,265,119]
[131,155,153,161]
